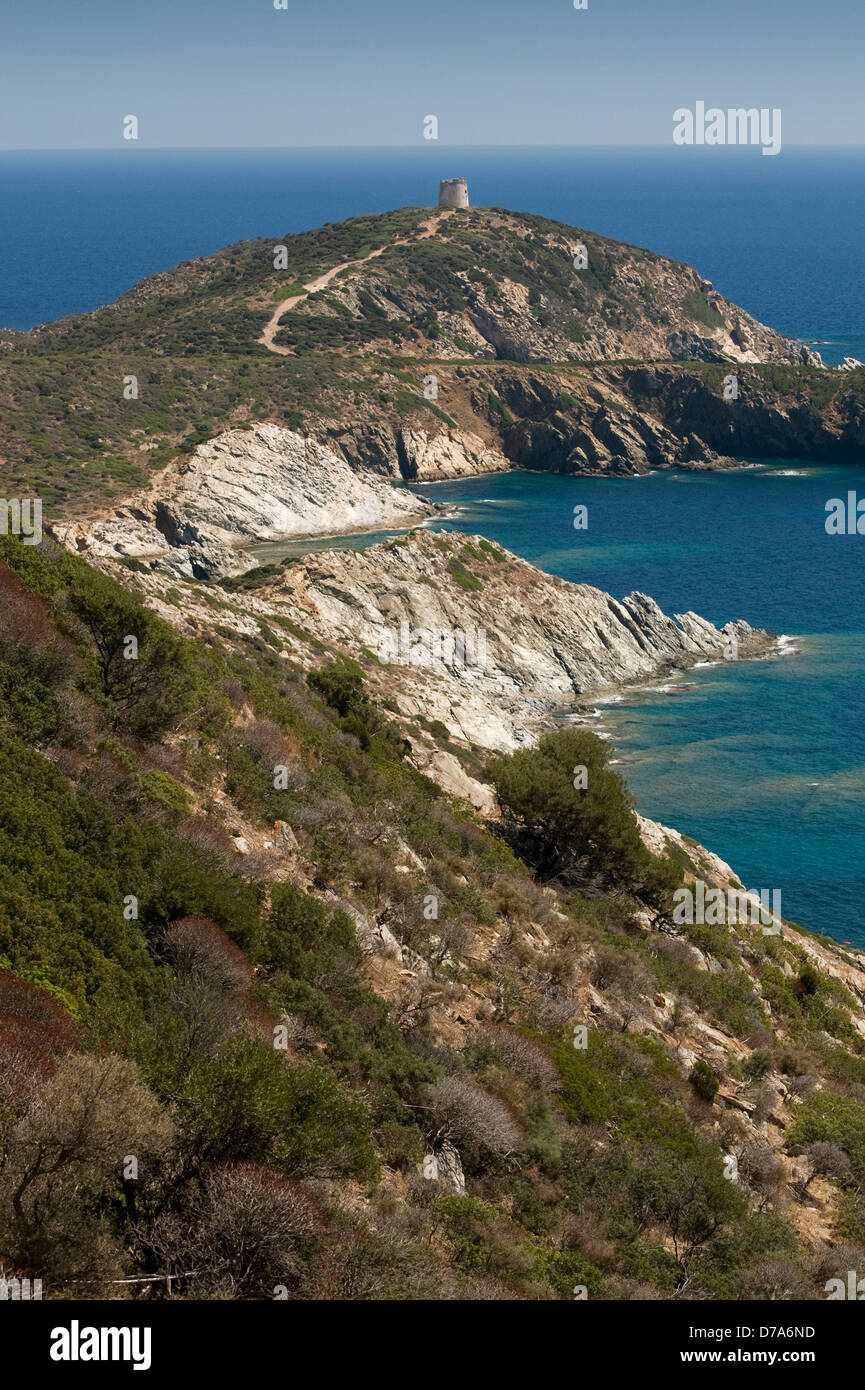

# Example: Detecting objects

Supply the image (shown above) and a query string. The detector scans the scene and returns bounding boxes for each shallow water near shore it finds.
[404,464,865,947]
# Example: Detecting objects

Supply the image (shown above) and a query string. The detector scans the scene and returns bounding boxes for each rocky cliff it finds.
[59,353,865,584]
[326,361,865,482]
[5,204,858,523]
[289,530,775,752]
[108,527,776,786]
[54,424,443,579]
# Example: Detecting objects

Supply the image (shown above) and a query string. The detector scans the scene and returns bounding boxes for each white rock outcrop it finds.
[56,425,441,579]
[400,428,507,480]
[292,530,776,749]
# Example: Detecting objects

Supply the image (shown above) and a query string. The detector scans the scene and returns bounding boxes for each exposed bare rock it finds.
[290,529,776,750]
[398,428,508,480]
[417,1141,466,1194]
[332,422,508,482]
[412,747,497,814]
[265,820,300,857]
[55,425,442,579]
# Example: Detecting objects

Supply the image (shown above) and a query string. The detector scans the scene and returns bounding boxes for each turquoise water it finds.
[411,466,865,947]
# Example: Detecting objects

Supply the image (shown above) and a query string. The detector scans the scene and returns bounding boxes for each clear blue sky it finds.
[0,0,860,149]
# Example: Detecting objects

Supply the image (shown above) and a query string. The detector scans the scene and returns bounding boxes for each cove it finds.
[410,463,865,948]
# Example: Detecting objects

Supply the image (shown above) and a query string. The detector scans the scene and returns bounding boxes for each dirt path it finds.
[258,209,454,356]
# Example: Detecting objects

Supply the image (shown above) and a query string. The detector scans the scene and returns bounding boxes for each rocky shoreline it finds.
[288,529,777,753]
[107,524,777,797]
[53,358,865,590]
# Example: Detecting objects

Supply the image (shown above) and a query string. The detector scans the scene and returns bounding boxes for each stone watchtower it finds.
[438,178,469,209]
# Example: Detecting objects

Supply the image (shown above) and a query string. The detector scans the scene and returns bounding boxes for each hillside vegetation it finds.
[4,205,858,522]
[2,533,865,1300]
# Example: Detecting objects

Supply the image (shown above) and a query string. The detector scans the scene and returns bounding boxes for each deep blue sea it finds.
[2,145,863,944]
[1,145,864,364]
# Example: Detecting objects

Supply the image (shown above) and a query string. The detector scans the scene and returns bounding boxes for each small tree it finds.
[689,1058,720,1104]
[65,567,192,737]
[307,660,388,749]
[0,1052,173,1291]
[645,1147,746,1267]
[149,1162,318,1299]
[432,1073,525,1156]
[488,728,681,910]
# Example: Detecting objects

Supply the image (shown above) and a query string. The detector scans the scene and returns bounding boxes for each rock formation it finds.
[54,425,443,579]
[288,529,775,749]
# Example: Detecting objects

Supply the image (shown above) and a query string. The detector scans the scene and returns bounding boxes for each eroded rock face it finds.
[411,747,497,815]
[398,428,507,481]
[55,425,442,578]
[164,426,439,543]
[488,369,735,475]
[614,364,865,464]
[290,529,776,750]
[331,423,508,482]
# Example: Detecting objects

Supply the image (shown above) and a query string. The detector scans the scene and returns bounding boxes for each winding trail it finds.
[258,208,454,356]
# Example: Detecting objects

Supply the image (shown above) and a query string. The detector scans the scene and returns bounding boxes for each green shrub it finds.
[689,1058,720,1103]
[180,1036,378,1181]
[488,727,681,909]
[137,769,191,817]
[787,1089,865,1180]
[446,557,483,592]
[487,390,515,426]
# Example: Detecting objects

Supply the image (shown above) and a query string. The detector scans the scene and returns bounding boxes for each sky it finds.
[0,0,861,150]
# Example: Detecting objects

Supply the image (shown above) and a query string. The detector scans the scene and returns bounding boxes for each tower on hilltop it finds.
[438,178,469,209]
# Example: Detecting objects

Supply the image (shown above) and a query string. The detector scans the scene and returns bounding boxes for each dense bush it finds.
[788,1090,865,1182]
[689,1058,720,1103]
[488,727,682,909]
[0,535,859,1300]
